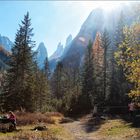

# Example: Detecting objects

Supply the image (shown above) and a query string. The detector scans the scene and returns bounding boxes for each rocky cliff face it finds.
[36,42,48,69]
[61,34,73,59]
[0,34,13,52]
[61,4,133,70]
[0,46,11,70]
[49,42,64,72]
[49,42,63,61]
[61,8,105,69]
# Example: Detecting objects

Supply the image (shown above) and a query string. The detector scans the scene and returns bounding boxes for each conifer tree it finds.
[51,61,76,113]
[101,29,111,102]
[92,32,104,106]
[3,12,36,111]
[111,11,129,106]
[67,68,81,115]
[51,61,64,99]
[81,40,95,112]
[115,23,140,102]
[44,56,51,79]
[34,68,51,112]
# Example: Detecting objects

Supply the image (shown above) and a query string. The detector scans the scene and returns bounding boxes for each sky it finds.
[0,1,131,57]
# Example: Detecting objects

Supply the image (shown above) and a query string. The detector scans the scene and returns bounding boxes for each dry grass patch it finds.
[15,112,63,125]
[0,112,68,140]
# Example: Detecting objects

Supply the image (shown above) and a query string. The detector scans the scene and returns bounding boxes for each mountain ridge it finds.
[0,34,13,52]
[0,46,11,70]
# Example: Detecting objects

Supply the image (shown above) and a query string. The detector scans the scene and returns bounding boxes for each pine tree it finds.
[3,12,36,111]
[35,56,52,112]
[111,11,129,106]
[81,40,95,112]
[109,49,121,106]
[101,29,111,103]
[67,68,81,115]
[61,67,81,115]
[44,56,51,79]
[92,32,104,106]
[51,62,64,99]
[34,68,51,112]
[51,62,69,113]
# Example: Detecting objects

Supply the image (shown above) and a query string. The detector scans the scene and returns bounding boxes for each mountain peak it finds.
[0,45,11,70]
[65,34,72,47]
[36,42,48,69]
[61,8,105,69]
[57,42,63,50]
[0,34,13,52]
[61,34,73,59]
[49,42,63,60]
[80,8,104,35]
[37,42,47,52]
[49,42,64,72]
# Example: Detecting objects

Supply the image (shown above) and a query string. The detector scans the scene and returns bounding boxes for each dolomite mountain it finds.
[36,42,48,69]
[0,34,13,52]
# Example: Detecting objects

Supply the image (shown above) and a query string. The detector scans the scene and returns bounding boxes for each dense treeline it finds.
[0,7,139,115]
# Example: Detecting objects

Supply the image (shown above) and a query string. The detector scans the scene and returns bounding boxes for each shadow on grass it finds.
[68,112,140,135]
[81,115,106,133]
[82,113,140,134]
[121,113,140,128]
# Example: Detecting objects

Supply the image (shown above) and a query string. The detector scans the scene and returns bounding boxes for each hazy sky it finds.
[0,1,130,56]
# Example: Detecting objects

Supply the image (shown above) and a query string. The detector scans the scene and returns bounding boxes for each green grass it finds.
[106,123,131,136]
[98,119,140,139]
[49,125,64,135]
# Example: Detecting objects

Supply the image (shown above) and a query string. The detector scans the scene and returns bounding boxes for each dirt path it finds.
[61,115,140,140]
[62,121,94,140]
[61,114,99,140]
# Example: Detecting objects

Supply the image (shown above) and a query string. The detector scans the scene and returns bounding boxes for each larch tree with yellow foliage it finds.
[115,23,140,102]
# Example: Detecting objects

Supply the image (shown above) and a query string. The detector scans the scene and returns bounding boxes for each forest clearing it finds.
[0,112,140,140]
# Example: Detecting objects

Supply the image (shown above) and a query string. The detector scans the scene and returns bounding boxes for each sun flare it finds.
[82,1,129,12]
